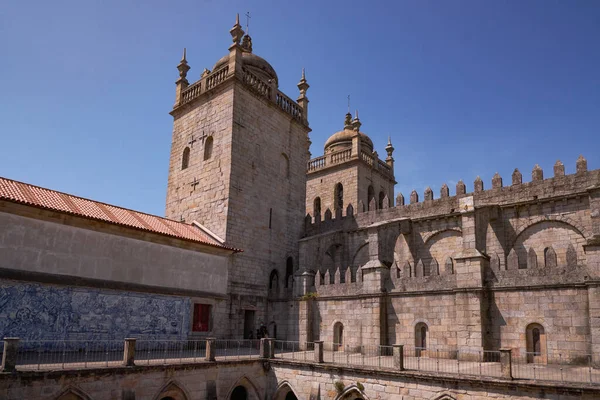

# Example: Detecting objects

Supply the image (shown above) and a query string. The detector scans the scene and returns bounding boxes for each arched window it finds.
[203,136,214,161]
[378,191,386,209]
[269,270,278,291]
[313,197,321,218]
[334,183,343,211]
[333,322,344,350]
[281,153,290,178]
[368,185,375,208]
[526,323,546,364]
[181,147,190,170]
[415,322,428,355]
[230,386,247,400]
[285,257,293,288]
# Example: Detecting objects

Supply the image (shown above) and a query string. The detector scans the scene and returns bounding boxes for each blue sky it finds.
[1,1,599,216]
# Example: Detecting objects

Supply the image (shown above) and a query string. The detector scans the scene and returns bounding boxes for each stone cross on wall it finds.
[190,178,200,190]
[188,135,198,147]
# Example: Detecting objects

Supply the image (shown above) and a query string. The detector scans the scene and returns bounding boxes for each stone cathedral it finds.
[1,15,600,399]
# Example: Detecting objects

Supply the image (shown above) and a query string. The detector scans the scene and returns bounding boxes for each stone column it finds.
[205,338,216,361]
[260,338,271,359]
[454,197,487,356]
[393,345,404,370]
[1,338,19,372]
[123,338,136,367]
[298,298,313,350]
[499,348,513,379]
[314,341,324,363]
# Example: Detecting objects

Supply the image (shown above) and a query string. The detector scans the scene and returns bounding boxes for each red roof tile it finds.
[0,176,240,252]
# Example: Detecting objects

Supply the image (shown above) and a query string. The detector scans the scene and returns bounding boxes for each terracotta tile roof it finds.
[0,176,240,252]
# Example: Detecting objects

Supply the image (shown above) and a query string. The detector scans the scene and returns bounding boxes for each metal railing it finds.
[135,340,207,365]
[3,337,600,386]
[513,352,599,385]
[213,339,261,360]
[272,341,314,361]
[15,340,124,370]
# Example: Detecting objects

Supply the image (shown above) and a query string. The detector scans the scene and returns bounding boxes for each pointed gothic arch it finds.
[273,381,300,400]
[55,386,92,400]
[334,384,371,400]
[152,379,190,400]
[226,376,261,400]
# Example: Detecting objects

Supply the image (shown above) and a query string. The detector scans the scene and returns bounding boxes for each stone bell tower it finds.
[165,15,312,338]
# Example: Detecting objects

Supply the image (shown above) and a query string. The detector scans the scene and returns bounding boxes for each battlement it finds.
[314,266,364,297]
[304,156,600,237]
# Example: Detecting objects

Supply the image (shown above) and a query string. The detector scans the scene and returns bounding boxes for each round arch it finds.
[510,217,588,249]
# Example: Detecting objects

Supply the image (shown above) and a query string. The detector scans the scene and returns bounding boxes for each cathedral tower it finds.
[165,15,311,338]
[306,112,396,221]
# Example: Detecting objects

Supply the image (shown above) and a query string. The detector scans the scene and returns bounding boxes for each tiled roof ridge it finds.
[0,176,241,252]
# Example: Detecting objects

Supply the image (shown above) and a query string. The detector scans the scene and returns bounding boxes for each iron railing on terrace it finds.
[2,338,600,386]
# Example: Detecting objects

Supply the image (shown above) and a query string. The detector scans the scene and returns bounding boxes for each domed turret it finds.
[324,111,373,154]
[212,35,278,86]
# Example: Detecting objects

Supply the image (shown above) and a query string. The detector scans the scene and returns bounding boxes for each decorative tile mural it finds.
[0,279,191,340]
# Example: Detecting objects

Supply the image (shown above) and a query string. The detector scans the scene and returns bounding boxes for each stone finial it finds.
[492,172,503,189]
[396,193,405,206]
[385,136,395,167]
[241,34,253,52]
[230,13,245,45]
[176,48,190,83]
[344,112,353,129]
[576,155,588,174]
[553,160,565,177]
[201,68,211,78]
[345,267,352,284]
[527,247,538,269]
[368,197,377,211]
[324,209,332,221]
[430,258,439,276]
[512,168,522,185]
[532,164,543,182]
[352,110,362,131]
[456,180,466,195]
[410,190,419,204]
[334,267,341,284]
[346,203,354,217]
[335,207,342,220]
[297,68,309,94]
[474,176,484,192]
[440,183,449,198]
[357,200,365,213]
[382,195,390,209]
[424,187,433,201]
[324,270,330,285]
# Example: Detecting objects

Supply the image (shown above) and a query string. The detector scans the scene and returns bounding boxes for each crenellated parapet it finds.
[313,266,364,297]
